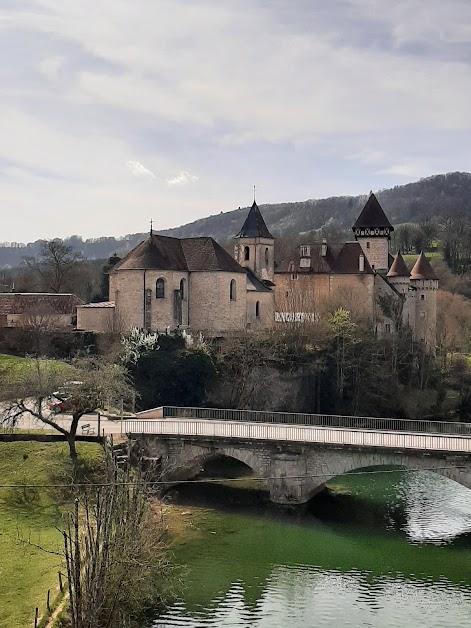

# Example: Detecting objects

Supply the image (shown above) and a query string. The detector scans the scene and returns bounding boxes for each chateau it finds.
[76,193,438,346]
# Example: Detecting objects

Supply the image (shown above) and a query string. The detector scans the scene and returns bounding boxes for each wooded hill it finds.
[1,171,471,268]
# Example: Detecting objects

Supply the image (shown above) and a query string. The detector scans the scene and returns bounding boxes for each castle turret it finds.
[387,251,413,328]
[353,193,393,272]
[410,252,438,347]
[234,200,275,282]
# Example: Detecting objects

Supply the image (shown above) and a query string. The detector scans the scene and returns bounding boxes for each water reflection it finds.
[399,471,471,544]
[155,567,471,628]
[153,469,471,628]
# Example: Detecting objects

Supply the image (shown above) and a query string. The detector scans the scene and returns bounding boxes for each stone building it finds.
[77,205,274,334]
[0,293,82,329]
[275,193,438,346]
[77,192,437,345]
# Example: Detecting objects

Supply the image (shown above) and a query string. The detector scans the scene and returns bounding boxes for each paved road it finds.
[9,412,127,436]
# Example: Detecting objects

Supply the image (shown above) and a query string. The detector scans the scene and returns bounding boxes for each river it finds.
[153,466,471,627]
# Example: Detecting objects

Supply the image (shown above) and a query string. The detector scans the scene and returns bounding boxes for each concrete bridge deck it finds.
[125,418,471,453]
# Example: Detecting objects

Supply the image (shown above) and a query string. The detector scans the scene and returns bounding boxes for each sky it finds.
[2,0,471,243]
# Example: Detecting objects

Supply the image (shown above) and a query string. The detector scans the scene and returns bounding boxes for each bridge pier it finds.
[268,453,308,504]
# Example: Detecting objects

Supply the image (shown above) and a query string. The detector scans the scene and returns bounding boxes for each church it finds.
[76,193,438,346]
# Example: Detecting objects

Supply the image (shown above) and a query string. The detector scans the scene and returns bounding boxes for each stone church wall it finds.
[189,271,246,332]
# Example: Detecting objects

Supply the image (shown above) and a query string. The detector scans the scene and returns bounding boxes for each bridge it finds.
[125,406,471,505]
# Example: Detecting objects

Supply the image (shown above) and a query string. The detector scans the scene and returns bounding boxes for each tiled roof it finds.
[0,293,83,315]
[276,242,373,275]
[181,238,243,272]
[235,201,274,239]
[410,252,438,280]
[387,252,410,277]
[353,193,394,230]
[112,234,244,273]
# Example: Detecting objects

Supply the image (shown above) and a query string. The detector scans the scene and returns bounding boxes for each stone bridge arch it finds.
[151,439,270,486]
[302,450,471,504]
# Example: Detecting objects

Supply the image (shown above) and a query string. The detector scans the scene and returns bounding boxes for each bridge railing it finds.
[124,419,471,453]
[158,406,471,437]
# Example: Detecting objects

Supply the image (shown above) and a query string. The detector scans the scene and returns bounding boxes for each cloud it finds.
[166,171,199,186]
[378,159,429,177]
[346,149,386,165]
[126,161,156,180]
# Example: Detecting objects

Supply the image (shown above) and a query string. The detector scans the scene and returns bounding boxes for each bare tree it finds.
[23,239,83,293]
[64,452,173,627]
[0,357,134,467]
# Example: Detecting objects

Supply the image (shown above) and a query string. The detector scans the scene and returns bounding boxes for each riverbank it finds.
[0,440,103,628]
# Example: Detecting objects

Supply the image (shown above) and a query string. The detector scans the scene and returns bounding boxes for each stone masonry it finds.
[135,435,471,505]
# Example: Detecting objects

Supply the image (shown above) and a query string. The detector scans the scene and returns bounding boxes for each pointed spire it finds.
[353,192,394,231]
[410,252,438,280]
[235,199,274,239]
[387,251,410,277]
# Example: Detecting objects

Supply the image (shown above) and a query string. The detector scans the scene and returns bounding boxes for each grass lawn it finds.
[0,441,103,628]
[403,250,443,267]
[0,354,74,386]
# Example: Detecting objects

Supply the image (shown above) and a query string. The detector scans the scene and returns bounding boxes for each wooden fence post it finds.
[34,607,39,628]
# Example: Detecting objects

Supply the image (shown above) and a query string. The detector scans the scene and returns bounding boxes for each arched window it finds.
[255,301,260,318]
[244,246,250,261]
[230,279,236,301]
[156,278,165,299]
[265,247,269,267]
[180,278,186,300]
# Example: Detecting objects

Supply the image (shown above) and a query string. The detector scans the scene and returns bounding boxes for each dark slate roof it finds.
[113,234,244,273]
[246,269,272,293]
[410,252,438,280]
[0,293,83,315]
[353,193,394,230]
[330,242,373,274]
[235,201,274,239]
[387,252,410,277]
[276,242,373,275]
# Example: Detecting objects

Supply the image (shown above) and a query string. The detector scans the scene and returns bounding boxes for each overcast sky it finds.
[2,0,471,242]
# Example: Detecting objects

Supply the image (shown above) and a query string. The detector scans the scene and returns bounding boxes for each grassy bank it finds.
[0,354,74,389]
[0,441,103,628]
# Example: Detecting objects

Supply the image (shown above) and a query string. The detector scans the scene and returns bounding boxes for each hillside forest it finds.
[1,171,471,422]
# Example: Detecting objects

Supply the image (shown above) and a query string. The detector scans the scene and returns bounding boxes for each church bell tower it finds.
[234,199,275,282]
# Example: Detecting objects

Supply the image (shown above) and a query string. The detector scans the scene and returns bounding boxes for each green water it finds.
[154,470,471,627]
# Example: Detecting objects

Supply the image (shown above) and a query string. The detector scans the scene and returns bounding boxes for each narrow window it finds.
[420,294,425,301]
[385,323,391,333]
[180,278,186,300]
[265,247,269,267]
[255,301,260,318]
[156,278,165,299]
[230,279,236,301]
[291,273,298,280]
[366,241,370,249]
[244,246,250,261]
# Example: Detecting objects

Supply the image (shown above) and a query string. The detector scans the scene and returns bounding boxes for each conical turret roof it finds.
[410,252,438,280]
[235,201,274,239]
[353,193,394,230]
[387,251,410,277]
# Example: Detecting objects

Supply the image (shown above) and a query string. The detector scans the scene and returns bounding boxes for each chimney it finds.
[321,239,327,257]
[359,253,365,272]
